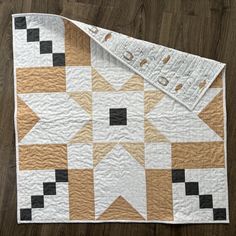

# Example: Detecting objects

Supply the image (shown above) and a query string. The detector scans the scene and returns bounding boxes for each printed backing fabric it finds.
[12,13,229,223]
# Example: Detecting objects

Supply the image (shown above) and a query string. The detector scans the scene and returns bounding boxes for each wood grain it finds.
[0,0,236,235]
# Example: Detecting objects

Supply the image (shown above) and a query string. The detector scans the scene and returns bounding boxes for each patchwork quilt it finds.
[12,13,229,223]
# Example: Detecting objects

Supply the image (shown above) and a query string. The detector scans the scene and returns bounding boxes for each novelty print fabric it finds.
[13,14,229,223]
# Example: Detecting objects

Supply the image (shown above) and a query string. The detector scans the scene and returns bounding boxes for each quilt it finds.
[12,13,229,223]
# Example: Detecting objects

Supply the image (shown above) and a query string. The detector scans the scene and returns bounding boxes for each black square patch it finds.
[213,208,226,220]
[15,17,27,29]
[43,182,56,195]
[199,195,213,209]
[53,53,65,66]
[31,195,44,208]
[185,182,199,195]
[27,28,40,42]
[55,169,68,182]
[172,169,185,183]
[40,41,52,54]
[20,208,32,221]
[109,108,127,126]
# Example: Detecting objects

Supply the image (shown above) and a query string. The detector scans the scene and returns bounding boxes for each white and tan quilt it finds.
[12,13,229,223]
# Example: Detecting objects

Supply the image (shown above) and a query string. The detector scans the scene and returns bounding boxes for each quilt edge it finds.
[12,14,20,224]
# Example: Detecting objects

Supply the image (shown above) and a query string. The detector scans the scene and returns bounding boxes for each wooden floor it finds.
[0,0,236,235]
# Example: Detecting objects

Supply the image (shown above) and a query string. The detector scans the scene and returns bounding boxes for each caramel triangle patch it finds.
[210,72,223,88]
[70,121,92,143]
[144,91,165,114]
[120,74,144,91]
[122,143,144,166]
[98,196,144,220]
[145,119,169,142]
[70,92,92,116]
[92,68,114,91]
[93,143,116,167]
[198,91,224,139]
[17,97,40,141]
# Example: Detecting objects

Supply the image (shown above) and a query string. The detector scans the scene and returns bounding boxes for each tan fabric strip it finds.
[172,142,225,169]
[146,169,173,221]
[19,144,67,170]
[16,67,66,93]
[68,169,95,220]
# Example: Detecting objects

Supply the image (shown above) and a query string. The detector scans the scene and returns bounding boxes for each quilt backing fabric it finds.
[12,13,229,223]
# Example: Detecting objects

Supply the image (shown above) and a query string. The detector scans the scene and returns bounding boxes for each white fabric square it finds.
[145,143,171,169]
[92,91,144,142]
[66,66,91,92]
[68,143,93,169]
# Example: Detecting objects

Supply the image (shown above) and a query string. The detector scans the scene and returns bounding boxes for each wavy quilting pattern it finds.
[13,13,228,223]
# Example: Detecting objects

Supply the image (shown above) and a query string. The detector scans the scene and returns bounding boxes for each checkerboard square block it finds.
[55,169,68,182]
[27,28,40,42]
[172,169,185,183]
[40,41,53,54]
[109,108,127,126]
[31,195,44,208]
[53,53,65,66]
[199,195,213,208]
[185,182,199,195]
[20,208,32,221]
[213,208,226,220]
[145,143,171,169]
[15,17,27,29]
[43,182,56,195]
